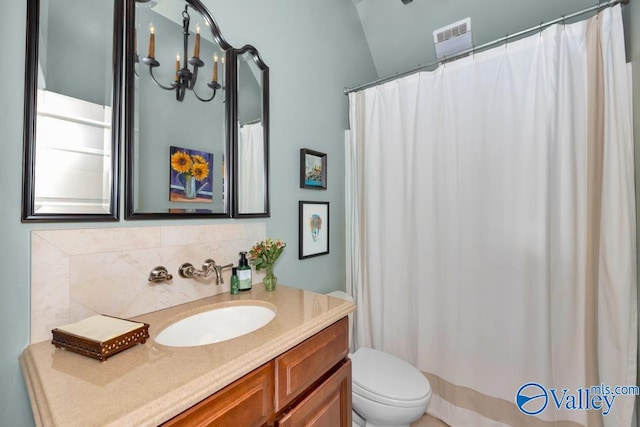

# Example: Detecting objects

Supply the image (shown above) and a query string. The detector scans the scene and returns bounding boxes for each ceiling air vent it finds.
[433,18,472,60]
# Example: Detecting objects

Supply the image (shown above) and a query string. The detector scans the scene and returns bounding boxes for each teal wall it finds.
[1,1,34,423]
[44,0,112,105]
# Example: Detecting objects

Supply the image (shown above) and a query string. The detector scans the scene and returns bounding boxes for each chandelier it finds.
[140,5,222,102]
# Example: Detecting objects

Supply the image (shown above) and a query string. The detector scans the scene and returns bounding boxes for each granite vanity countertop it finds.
[20,285,355,427]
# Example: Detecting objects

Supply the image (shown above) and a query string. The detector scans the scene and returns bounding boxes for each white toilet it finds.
[327,291,431,427]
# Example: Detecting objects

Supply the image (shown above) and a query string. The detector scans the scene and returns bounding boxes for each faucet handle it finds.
[178,263,195,278]
[148,266,173,283]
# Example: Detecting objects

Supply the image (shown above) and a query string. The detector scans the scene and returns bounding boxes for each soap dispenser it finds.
[230,267,239,295]
[237,251,252,291]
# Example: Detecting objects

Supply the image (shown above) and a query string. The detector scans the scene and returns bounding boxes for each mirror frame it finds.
[124,0,233,219]
[231,45,270,218]
[22,0,123,222]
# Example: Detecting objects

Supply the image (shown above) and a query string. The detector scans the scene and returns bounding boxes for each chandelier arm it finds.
[147,65,178,91]
[189,65,199,90]
[192,86,217,102]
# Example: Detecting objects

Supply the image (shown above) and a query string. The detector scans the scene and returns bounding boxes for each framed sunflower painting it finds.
[169,146,214,202]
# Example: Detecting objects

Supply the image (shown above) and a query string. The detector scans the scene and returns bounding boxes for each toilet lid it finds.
[350,348,431,407]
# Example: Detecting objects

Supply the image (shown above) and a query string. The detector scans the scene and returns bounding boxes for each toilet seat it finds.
[350,347,431,408]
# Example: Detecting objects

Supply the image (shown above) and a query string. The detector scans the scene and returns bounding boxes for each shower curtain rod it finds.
[343,0,630,95]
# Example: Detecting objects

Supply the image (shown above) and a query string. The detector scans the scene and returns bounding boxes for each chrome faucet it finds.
[213,262,234,284]
[178,259,233,285]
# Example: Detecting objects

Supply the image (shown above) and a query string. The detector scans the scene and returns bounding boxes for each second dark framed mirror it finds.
[124,0,232,219]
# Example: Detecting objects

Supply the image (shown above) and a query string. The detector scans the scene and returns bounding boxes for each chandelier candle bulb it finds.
[213,54,218,82]
[193,25,201,58]
[221,57,225,85]
[175,54,180,80]
[148,24,155,58]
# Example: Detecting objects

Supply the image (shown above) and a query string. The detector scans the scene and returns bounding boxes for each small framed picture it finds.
[299,201,329,259]
[300,148,327,189]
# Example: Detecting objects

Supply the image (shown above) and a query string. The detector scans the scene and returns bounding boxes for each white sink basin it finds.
[154,304,276,347]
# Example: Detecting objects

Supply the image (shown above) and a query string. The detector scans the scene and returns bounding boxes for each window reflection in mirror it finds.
[234,46,269,217]
[23,0,121,221]
[126,0,230,218]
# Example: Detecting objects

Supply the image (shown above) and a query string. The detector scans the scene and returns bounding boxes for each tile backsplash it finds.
[30,223,265,344]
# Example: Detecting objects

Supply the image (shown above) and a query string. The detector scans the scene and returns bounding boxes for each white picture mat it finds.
[300,202,329,257]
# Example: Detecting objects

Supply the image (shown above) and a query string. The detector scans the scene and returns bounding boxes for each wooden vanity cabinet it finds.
[163,317,351,427]
[276,359,351,427]
[274,317,351,426]
[162,362,274,427]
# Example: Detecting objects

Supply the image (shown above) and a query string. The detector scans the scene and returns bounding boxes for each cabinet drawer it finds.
[162,361,274,427]
[274,317,349,411]
[277,359,351,427]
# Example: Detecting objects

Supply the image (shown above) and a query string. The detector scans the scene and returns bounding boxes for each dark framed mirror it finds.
[22,0,123,222]
[124,0,232,219]
[232,45,270,218]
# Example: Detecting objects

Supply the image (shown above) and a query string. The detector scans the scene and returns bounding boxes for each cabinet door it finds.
[277,359,351,427]
[275,317,348,411]
[162,362,274,427]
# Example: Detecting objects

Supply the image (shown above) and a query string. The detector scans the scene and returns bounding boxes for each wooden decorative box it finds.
[52,315,149,362]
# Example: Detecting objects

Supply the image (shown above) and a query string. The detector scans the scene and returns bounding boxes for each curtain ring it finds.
[539,22,543,37]
[562,15,566,29]
[505,34,508,49]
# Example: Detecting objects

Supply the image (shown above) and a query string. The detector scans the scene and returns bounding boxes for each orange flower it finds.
[248,238,286,271]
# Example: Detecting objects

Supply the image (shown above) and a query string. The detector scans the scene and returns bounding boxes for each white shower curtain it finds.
[346,6,635,427]
[238,122,265,212]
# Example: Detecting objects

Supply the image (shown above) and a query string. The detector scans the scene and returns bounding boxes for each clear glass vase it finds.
[263,264,277,291]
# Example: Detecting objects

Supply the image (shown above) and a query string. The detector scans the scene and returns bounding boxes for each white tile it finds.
[30,224,268,343]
